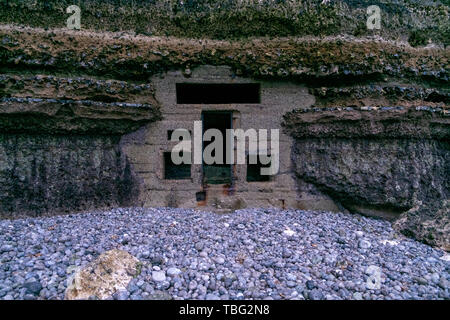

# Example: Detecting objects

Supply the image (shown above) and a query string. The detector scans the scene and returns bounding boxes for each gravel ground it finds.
[0,207,449,300]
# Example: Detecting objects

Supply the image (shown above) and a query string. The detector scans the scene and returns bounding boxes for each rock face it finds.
[0,2,448,250]
[1,0,448,46]
[1,26,447,83]
[284,106,449,248]
[394,200,450,251]
[65,249,139,300]
[292,138,448,215]
[0,74,160,218]
[0,74,160,134]
[0,133,140,218]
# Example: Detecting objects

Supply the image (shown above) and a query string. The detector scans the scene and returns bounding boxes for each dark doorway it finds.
[202,111,232,184]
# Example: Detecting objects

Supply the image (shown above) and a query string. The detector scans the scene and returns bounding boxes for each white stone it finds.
[440,254,450,262]
[214,257,225,264]
[380,239,399,246]
[64,249,139,300]
[152,271,166,282]
[359,239,371,249]
[283,227,296,237]
[201,275,210,282]
[167,267,182,277]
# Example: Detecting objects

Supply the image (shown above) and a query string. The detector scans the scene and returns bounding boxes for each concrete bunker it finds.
[122,65,312,212]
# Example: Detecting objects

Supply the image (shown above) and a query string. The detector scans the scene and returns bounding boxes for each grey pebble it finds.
[0,207,447,300]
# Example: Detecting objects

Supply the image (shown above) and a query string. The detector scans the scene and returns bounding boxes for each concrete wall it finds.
[122,65,322,211]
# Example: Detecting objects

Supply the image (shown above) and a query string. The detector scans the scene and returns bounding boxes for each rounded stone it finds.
[167,267,182,277]
[152,271,166,282]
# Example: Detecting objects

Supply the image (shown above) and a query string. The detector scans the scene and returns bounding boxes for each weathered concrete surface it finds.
[65,249,139,300]
[284,106,449,248]
[131,65,302,211]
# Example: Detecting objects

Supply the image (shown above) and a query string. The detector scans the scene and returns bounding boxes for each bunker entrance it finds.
[202,111,232,185]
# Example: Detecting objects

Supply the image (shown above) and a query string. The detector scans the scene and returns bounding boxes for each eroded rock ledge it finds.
[0,26,448,83]
[0,72,160,218]
[0,74,160,134]
[283,105,449,139]
[283,106,449,249]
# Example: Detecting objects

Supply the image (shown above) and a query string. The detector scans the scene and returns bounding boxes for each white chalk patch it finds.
[440,254,450,262]
[283,227,296,237]
[380,239,400,246]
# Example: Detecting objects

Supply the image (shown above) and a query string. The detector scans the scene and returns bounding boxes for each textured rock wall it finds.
[0,133,140,218]
[0,74,160,218]
[293,138,448,214]
[284,106,449,248]
[1,0,448,46]
[1,26,447,84]
[0,2,448,248]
